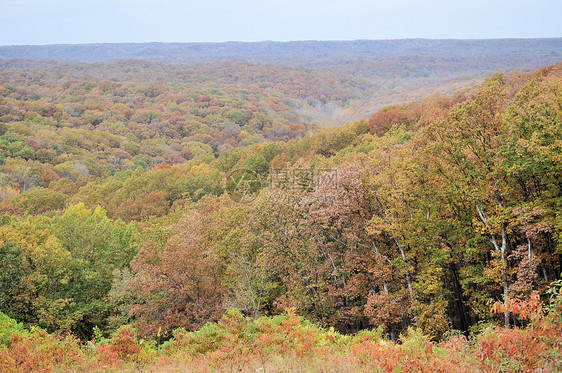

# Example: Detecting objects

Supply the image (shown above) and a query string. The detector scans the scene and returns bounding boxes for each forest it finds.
[0,53,561,371]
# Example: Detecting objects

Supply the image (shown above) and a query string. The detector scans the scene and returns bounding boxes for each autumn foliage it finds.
[0,58,561,371]
[1,285,561,372]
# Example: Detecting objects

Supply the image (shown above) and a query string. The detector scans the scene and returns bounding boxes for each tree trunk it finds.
[503,275,509,328]
[476,203,509,327]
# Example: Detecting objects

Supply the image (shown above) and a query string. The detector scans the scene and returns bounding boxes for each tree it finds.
[130,203,224,338]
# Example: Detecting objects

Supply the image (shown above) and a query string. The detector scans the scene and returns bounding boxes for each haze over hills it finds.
[2,38,560,124]
[1,39,561,63]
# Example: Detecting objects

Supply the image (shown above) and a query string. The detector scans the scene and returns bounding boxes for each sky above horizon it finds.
[0,0,560,46]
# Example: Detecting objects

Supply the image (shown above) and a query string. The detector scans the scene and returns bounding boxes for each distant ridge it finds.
[1,38,561,63]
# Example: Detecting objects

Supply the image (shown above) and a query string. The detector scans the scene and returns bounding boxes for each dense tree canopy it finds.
[0,60,560,360]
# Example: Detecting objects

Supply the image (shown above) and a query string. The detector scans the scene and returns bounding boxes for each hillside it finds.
[0,58,561,371]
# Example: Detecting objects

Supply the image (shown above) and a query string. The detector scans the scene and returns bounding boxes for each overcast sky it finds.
[0,0,560,46]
